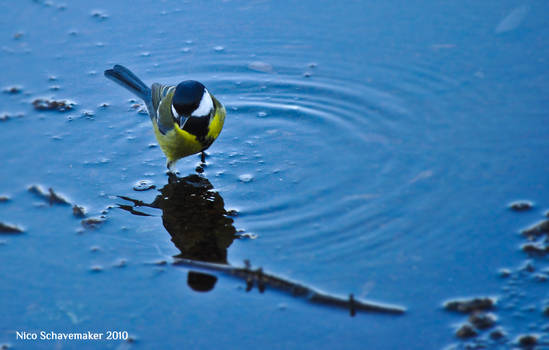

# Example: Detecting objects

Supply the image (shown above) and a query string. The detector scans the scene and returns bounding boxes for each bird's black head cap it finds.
[172,80,206,116]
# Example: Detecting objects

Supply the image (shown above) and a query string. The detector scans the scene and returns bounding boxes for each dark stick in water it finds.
[173,258,406,316]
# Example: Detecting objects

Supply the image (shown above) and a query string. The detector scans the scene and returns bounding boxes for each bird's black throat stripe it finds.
[183,115,210,145]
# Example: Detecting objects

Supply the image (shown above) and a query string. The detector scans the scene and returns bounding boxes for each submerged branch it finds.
[173,258,406,316]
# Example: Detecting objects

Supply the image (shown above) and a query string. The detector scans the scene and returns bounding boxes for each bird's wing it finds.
[151,83,174,115]
[152,83,176,134]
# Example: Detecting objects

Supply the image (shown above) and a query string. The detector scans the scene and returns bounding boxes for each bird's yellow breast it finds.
[152,102,226,163]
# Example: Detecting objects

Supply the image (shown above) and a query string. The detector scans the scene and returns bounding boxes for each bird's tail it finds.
[104,65,151,101]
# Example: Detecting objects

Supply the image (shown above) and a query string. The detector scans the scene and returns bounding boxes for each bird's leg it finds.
[200,151,206,164]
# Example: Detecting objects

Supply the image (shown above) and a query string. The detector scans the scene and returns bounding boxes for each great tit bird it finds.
[104,65,226,169]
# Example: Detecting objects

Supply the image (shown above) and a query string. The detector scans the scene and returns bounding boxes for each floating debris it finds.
[248,61,273,73]
[132,180,155,191]
[3,86,22,94]
[444,297,495,313]
[28,185,71,205]
[90,10,108,20]
[0,222,23,234]
[0,113,24,122]
[455,323,477,339]
[72,205,86,218]
[32,98,75,112]
[521,219,549,238]
[509,201,533,211]
[81,217,105,230]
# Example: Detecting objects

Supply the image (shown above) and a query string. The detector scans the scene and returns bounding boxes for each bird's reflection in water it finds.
[119,173,238,292]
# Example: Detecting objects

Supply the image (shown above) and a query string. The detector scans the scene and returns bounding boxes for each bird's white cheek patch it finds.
[171,104,178,119]
[192,89,214,117]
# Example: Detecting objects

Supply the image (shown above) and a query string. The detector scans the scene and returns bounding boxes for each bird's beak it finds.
[179,115,189,128]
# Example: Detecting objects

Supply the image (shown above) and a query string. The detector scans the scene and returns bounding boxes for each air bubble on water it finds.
[133,180,155,191]
[238,174,254,183]
[248,61,273,73]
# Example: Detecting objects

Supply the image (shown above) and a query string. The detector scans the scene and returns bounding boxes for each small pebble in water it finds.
[113,259,127,268]
[308,62,317,68]
[303,71,312,78]
[213,46,225,52]
[489,328,506,340]
[81,217,105,230]
[521,219,549,238]
[498,268,511,278]
[0,222,23,234]
[48,75,57,81]
[49,85,60,91]
[0,196,10,202]
[517,334,537,347]
[469,312,496,329]
[509,201,534,212]
[455,323,477,339]
[238,174,254,183]
[3,86,22,94]
[90,246,100,252]
[444,297,495,313]
[13,32,23,40]
[72,205,86,218]
[89,265,103,273]
[133,180,155,191]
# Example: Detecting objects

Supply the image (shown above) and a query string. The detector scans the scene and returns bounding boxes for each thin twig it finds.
[173,258,406,316]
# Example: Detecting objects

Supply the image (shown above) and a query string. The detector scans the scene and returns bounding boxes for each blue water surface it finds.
[1,0,548,349]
